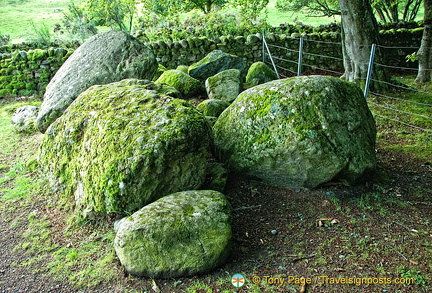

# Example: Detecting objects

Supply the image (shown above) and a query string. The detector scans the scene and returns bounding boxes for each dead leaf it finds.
[409,259,419,265]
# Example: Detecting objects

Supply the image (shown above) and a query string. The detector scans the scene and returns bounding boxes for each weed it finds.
[398,266,426,287]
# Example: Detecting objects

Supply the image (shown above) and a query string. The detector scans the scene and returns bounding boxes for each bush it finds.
[137,11,271,42]
[0,33,11,46]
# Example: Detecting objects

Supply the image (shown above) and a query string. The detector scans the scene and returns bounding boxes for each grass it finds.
[0,0,67,43]
[1,0,338,43]
[368,75,432,161]
[0,99,120,289]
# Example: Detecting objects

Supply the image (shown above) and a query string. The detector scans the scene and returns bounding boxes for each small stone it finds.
[271,229,278,235]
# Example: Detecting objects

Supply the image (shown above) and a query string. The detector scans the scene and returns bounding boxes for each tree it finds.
[372,0,422,24]
[339,0,389,88]
[276,0,422,22]
[231,0,270,21]
[416,0,432,83]
[276,0,340,16]
[86,0,136,32]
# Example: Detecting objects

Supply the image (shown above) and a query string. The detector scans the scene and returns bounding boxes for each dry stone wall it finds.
[0,28,424,98]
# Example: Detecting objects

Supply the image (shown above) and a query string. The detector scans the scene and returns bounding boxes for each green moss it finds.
[37,79,211,221]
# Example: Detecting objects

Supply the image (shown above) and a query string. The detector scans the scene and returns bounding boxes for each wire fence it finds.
[262,34,432,133]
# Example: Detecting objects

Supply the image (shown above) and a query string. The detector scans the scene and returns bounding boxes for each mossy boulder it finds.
[114,190,232,278]
[196,99,230,118]
[11,105,38,133]
[188,50,247,81]
[213,75,376,188]
[245,61,279,88]
[37,79,212,220]
[155,70,202,98]
[152,63,167,81]
[36,31,158,133]
[205,69,241,102]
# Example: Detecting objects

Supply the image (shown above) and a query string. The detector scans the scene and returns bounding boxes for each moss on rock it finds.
[155,70,202,98]
[37,79,212,220]
[114,190,232,278]
[196,99,230,118]
[213,75,377,188]
[245,61,279,88]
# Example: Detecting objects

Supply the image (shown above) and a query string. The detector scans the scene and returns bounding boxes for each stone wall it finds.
[0,28,424,98]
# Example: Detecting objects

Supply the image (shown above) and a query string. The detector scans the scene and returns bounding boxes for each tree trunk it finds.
[339,0,389,90]
[416,0,432,83]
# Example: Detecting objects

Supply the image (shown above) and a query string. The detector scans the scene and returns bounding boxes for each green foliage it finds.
[0,33,11,46]
[231,0,270,21]
[85,0,137,32]
[138,11,271,42]
[398,266,426,286]
[62,1,98,40]
[276,0,340,16]
[30,22,52,46]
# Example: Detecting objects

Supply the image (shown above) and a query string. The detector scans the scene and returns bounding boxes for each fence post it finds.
[364,43,376,98]
[262,33,279,78]
[262,32,266,63]
[297,37,304,76]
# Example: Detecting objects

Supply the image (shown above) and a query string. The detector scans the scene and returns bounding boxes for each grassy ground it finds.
[0,78,430,292]
[0,0,66,43]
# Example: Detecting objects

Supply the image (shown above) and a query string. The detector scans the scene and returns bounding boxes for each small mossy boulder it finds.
[188,50,247,81]
[245,61,279,88]
[205,69,241,102]
[176,65,189,73]
[114,190,232,278]
[213,75,377,188]
[196,99,230,118]
[156,70,202,98]
[37,79,212,220]
[11,105,38,133]
[152,63,167,81]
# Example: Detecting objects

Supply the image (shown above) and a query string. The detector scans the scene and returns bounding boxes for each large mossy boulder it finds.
[155,70,202,98]
[188,50,247,81]
[114,190,232,278]
[37,79,211,219]
[36,31,158,133]
[245,61,279,88]
[213,75,376,188]
[205,69,241,102]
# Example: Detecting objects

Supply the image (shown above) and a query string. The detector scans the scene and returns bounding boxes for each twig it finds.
[292,254,316,263]
[233,205,262,212]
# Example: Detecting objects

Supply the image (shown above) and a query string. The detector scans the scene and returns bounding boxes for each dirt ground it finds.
[0,117,431,293]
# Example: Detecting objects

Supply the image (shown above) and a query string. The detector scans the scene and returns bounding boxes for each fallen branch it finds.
[233,205,262,212]
[292,254,316,263]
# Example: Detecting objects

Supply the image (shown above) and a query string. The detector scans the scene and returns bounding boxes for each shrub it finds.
[0,33,11,46]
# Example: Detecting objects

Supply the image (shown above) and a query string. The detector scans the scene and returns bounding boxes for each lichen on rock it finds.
[188,50,247,82]
[37,79,212,220]
[205,69,241,102]
[213,75,377,188]
[36,31,158,133]
[244,61,279,88]
[114,190,232,278]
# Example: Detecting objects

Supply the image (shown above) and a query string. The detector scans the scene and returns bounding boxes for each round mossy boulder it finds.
[245,61,279,88]
[37,79,212,220]
[114,190,232,278]
[205,69,241,102]
[188,50,247,82]
[196,99,230,118]
[155,70,202,98]
[213,75,377,188]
